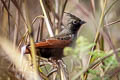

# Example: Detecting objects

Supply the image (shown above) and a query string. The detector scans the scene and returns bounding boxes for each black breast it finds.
[36,48,64,59]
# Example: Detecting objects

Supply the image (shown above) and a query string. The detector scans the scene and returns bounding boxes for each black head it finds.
[64,12,86,34]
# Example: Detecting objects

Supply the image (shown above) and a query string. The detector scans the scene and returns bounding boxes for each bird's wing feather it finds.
[25,39,72,54]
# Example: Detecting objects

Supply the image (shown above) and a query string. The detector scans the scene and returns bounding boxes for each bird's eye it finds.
[73,20,77,24]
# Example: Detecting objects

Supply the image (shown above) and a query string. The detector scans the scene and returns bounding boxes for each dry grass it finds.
[0,0,120,80]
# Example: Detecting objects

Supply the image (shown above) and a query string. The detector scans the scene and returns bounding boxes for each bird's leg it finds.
[57,59,69,80]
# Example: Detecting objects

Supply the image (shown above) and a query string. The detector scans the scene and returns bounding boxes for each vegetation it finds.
[0,0,120,80]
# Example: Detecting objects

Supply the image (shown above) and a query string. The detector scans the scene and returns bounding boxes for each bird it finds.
[25,12,86,59]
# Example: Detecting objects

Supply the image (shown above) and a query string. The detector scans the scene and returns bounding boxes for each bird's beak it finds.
[81,20,86,24]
